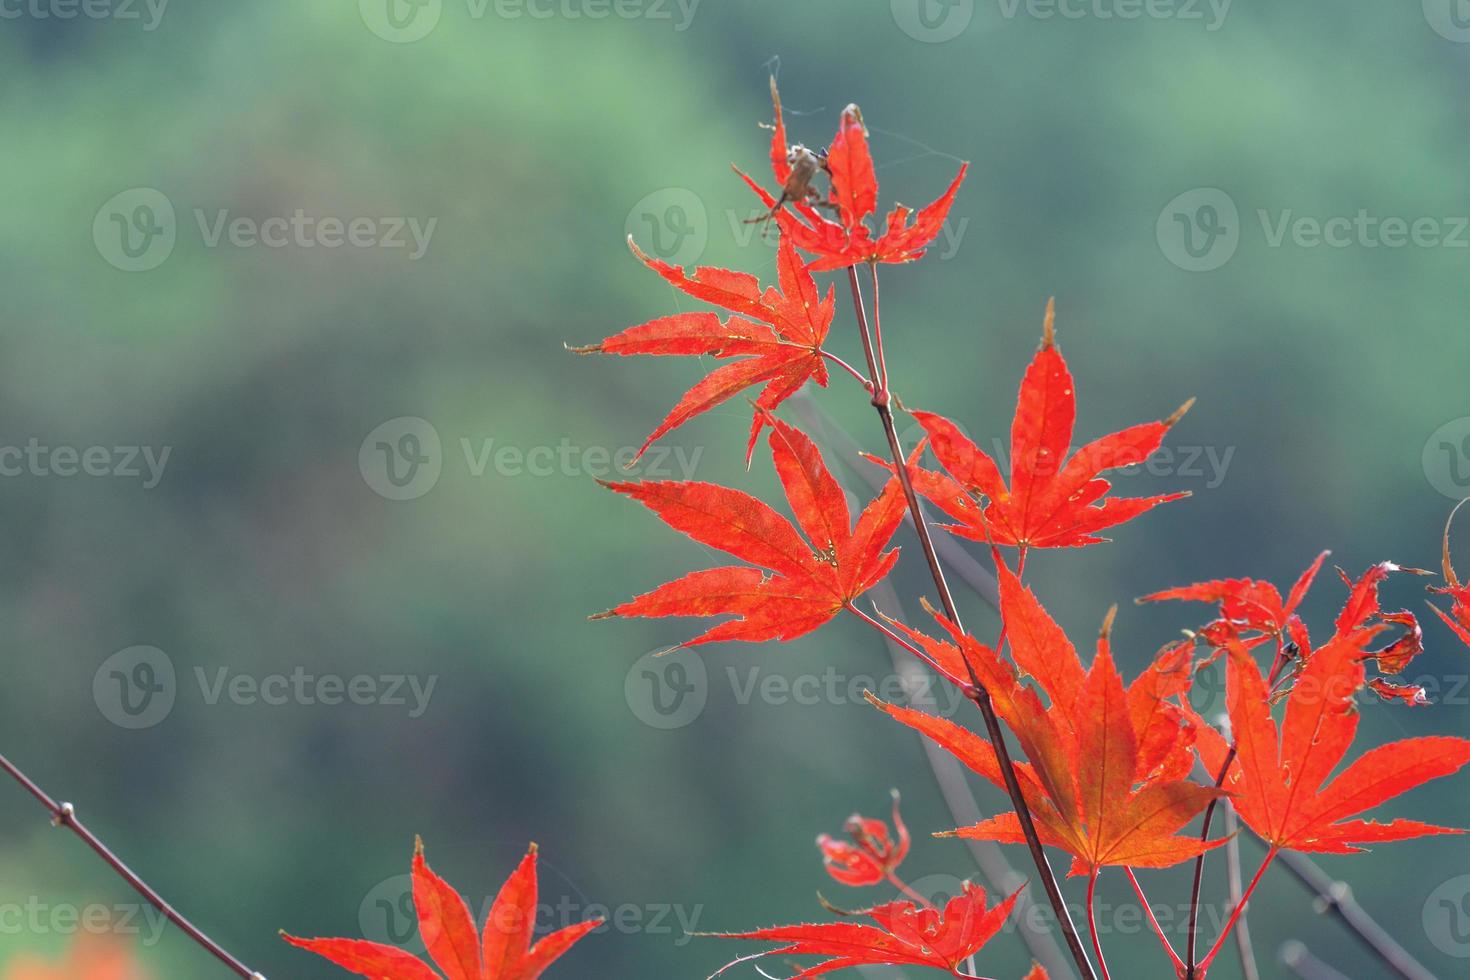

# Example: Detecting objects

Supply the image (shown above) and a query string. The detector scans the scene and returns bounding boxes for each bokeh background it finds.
[2,2,1469,977]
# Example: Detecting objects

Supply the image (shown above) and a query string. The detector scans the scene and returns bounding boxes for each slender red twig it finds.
[1086,872,1111,980]
[886,870,936,909]
[1199,847,1278,973]
[846,263,1098,980]
[1124,867,1184,974]
[817,347,874,388]
[846,602,949,676]
[0,751,264,979]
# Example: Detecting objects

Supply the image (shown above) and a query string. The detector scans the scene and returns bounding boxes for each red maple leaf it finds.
[736,77,968,272]
[902,301,1192,550]
[871,565,1220,878]
[1429,498,1470,648]
[710,882,1020,979]
[594,416,909,648]
[572,232,834,463]
[817,790,911,888]
[1138,550,1329,643]
[1193,632,1470,854]
[283,840,600,980]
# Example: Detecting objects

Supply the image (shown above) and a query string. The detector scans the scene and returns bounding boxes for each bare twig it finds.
[0,752,265,979]
[1280,941,1356,980]
[844,265,1096,980]
[1223,801,1261,980]
[1273,846,1437,980]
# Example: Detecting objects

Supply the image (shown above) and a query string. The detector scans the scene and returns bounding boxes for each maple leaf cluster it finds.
[272,76,1470,980]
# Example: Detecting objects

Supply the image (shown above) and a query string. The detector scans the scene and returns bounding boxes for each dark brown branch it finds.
[864,575,1075,979]
[844,265,1097,980]
[0,751,264,979]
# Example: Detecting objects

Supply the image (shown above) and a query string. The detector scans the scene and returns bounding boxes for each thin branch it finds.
[862,574,1074,979]
[1272,846,1437,980]
[845,264,1097,980]
[1223,800,1261,980]
[0,751,265,979]
[1280,941,1356,980]
[789,394,1071,977]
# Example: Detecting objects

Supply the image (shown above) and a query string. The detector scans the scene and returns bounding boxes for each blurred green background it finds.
[2,2,1469,977]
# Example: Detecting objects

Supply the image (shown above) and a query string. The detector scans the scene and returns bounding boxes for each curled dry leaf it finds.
[817,790,911,888]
